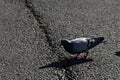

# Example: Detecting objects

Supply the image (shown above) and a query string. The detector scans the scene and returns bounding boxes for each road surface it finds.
[1,0,120,80]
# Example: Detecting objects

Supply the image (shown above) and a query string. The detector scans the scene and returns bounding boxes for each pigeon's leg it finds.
[83,51,91,59]
[70,54,80,59]
[84,51,89,59]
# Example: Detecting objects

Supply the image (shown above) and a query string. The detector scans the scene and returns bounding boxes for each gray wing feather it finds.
[71,38,88,53]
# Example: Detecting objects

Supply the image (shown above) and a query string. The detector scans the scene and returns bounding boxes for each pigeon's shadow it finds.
[115,52,120,57]
[39,58,93,69]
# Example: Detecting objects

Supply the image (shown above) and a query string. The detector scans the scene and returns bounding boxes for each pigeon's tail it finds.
[88,37,104,49]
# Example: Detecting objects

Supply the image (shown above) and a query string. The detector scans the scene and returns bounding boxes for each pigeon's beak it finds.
[102,40,107,44]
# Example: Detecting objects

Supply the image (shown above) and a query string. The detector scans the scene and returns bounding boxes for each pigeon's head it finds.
[96,37,104,43]
[60,39,70,46]
[89,37,105,48]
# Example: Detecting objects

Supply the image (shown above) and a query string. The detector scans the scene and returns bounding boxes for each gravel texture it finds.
[1,0,120,80]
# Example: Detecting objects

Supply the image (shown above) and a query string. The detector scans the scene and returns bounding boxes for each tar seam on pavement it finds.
[24,0,75,79]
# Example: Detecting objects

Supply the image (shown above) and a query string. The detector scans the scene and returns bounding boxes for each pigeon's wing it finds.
[71,38,88,53]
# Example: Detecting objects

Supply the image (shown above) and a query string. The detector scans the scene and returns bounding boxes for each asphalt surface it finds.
[1,0,120,80]
[0,0,59,80]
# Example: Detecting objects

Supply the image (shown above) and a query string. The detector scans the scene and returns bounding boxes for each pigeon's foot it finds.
[76,56,84,59]
[70,55,79,59]
[70,55,84,59]
[70,55,92,60]
[83,55,92,60]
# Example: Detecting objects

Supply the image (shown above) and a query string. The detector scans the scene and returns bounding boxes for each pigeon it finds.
[60,37,105,59]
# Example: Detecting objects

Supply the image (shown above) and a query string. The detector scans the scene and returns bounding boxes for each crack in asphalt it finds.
[24,0,53,50]
[24,0,74,80]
